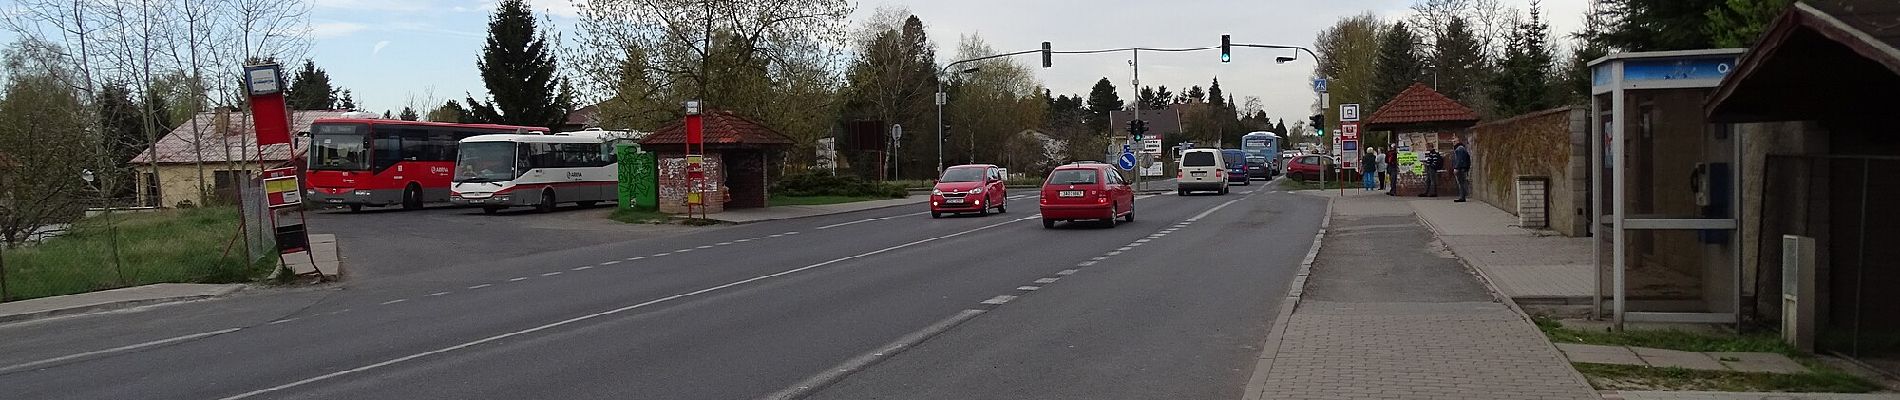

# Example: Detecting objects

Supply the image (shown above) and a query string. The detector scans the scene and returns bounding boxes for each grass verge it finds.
[1573,362,1880,392]
[610,208,673,224]
[769,195,884,207]
[1534,316,1797,355]
[1,207,271,302]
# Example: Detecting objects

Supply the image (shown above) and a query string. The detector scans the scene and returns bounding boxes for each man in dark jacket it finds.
[1421,147,1444,197]
[1384,147,1400,196]
[1453,142,1473,202]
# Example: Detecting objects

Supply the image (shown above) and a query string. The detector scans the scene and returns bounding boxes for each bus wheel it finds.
[537,190,557,213]
[402,185,423,210]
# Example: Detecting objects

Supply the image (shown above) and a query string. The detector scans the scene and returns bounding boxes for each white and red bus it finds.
[305,118,548,211]
[449,130,637,214]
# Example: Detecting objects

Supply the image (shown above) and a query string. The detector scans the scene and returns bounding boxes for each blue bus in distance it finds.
[1240,131,1280,178]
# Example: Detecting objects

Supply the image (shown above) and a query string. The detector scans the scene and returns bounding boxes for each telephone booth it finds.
[1589,49,1747,329]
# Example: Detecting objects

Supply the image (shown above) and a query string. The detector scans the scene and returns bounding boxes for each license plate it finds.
[945,198,964,204]
[1190,171,1206,176]
[325,198,343,203]
[1059,190,1084,197]
[466,199,485,203]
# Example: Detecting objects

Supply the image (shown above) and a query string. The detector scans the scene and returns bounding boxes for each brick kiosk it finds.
[1362,83,1480,197]
[638,110,793,214]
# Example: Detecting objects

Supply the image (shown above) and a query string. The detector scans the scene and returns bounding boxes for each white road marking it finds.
[735,238,753,243]
[1033,278,1060,284]
[761,310,986,400]
[467,284,492,289]
[768,234,784,238]
[541,272,562,277]
[696,245,714,249]
[1077,261,1098,267]
[1105,251,1123,256]
[675,249,694,253]
[1117,246,1133,251]
[653,253,672,257]
[1136,238,1152,243]
[715,242,733,246]
[1057,269,1077,276]
[1128,242,1144,247]
[816,218,877,229]
[1091,256,1108,261]
[508,277,528,282]
[268,318,297,325]
[784,231,801,235]
[428,292,450,297]
[625,256,644,261]
[1017,286,1040,291]
[0,328,243,375]
[572,266,593,271]
[219,217,1032,400]
[380,299,407,305]
[981,295,1017,305]
[1186,198,1241,222]
[600,260,622,266]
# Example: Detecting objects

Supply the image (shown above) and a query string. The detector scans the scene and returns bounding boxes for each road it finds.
[0,179,1324,400]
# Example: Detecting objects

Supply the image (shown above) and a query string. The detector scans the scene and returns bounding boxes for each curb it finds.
[0,285,245,325]
[1240,194,1334,400]
[707,198,927,225]
[1408,201,1601,395]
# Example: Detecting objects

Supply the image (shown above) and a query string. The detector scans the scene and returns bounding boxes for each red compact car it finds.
[1039,163,1134,228]
[930,164,1008,218]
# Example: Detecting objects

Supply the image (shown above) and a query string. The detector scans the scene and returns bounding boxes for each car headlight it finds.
[932,189,943,196]
[970,188,983,194]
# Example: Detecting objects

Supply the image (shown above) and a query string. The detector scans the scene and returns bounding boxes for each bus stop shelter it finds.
[1588,49,1747,329]
[640,110,793,213]
[1363,83,1480,196]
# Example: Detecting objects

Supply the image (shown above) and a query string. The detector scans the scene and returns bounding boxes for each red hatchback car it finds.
[930,164,1008,218]
[1039,163,1134,228]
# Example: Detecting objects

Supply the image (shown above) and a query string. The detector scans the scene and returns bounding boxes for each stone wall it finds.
[1470,106,1589,236]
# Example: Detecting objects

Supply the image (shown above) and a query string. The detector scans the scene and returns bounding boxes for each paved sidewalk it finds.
[1410,196,1595,306]
[1248,190,1598,399]
[1606,391,1900,400]
[282,233,342,277]
[705,196,926,223]
[1557,343,1807,373]
[0,283,244,324]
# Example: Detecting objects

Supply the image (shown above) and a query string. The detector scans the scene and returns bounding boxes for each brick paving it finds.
[1411,197,1595,301]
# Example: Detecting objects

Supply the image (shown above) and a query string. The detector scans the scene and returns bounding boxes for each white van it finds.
[1176,148,1229,195]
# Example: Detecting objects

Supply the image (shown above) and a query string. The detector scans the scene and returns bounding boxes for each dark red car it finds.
[1285,154,1340,182]
[1039,163,1134,228]
[930,164,1008,218]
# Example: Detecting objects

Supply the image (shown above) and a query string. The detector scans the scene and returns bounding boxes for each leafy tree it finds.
[464,0,570,130]
[1707,0,1793,47]
[1313,13,1386,130]
[1432,17,1490,111]
[398,107,420,121]
[427,100,473,123]
[1591,0,1726,50]
[285,60,337,110]
[839,11,939,177]
[1084,77,1122,133]
[1372,21,1424,112]
[338,89,356,110]
[1491,1,1557,116]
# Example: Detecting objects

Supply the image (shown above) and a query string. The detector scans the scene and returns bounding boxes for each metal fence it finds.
[1755,155,1899,373]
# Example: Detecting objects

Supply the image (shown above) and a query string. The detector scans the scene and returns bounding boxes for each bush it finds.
[773,173,909,199]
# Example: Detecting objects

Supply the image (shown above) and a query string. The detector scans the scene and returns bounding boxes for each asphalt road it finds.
[0,178,1323,400]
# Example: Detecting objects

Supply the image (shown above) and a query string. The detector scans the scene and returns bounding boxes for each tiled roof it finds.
[130,110,350,164]
[1806,0,1900,71]
[640,110,794,146]
[1364,83,1480,127]
[1108,107,1185,141]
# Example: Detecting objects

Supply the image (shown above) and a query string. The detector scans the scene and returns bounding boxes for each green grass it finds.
[1534,316,1799,355]
[768,195,884,207]
[609,208,673,224]
[1573,362,1880,392]
[1,207,272,302]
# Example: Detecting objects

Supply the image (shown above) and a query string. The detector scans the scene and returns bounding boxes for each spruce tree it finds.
[465,0,570,129]
[1432,17,1488,107]
[399,107,420,121]
[1492,1,1557,116]
[286,60,337,110]
[338,90,356,110]
[1371,21,1423,111]
[1084,77,1123,133]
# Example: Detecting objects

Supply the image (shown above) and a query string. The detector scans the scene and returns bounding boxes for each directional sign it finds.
[1141,139,1163,154]
[1313,78,1328,93]
[1340,103,1361,122]
[1118,152,1137,170]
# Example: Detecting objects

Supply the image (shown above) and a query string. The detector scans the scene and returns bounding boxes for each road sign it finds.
[1340,103,1360,122]
[1341,122,1360,140]
[1117,152,1137,170]
[1141,139,1162,154]
[891,124,902,140]
[1313,78,1328,93]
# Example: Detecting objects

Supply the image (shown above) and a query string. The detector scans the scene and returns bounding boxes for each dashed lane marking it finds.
[508,277,528,282]
[572,266,592,271]
[541,272,562,277]
[980,295,1017,305]
[380,299,406,305]
[1033,278,1060,284]
[1017,286,1040,291]
[428,292,450,297]
[468,284,492,289]
[1057,269,1078,275]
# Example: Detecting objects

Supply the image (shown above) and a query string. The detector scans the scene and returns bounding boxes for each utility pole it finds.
[1130,48,1142,192]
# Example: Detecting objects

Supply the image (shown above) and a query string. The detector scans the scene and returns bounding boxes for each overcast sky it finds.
[309,0,1587,123]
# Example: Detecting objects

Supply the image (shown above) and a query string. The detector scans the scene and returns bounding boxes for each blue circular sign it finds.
[1117,153,1137,169]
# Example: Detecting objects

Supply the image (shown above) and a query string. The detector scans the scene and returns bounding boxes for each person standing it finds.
[1373,147,1388,191]
[1360,149,1378,190]
[1421,146,1444,197]
[1454,142,1473,202]
[1384,146,1401,196]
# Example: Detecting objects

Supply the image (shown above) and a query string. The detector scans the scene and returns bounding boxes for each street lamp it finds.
[935,66,981,174]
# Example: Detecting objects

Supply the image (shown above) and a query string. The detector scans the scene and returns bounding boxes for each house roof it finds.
[1364,83,1480,129]
[1107,107,1185,140]
[639,110,794,146]
[1707,0,1900,122]
[130,110,349,164]
[564,104,599,128]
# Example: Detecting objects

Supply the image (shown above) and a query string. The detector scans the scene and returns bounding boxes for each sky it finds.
[311,0,1588,123]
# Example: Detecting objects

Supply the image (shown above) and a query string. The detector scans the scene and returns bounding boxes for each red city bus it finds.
[304,118,548,211]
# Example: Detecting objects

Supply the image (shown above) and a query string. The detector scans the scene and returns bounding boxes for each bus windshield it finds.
[455,141,518,183]
[310,133,367,170]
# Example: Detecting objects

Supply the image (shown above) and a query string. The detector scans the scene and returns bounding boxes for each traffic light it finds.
[1041,41,1052,68]
[1220,34,1231,63]
[1309,114,1325,137]
[942,123,952,142]
[1131,119,1149,140]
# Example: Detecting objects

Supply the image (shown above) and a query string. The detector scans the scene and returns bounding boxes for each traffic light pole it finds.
[936,48,1047,175]
[1131,48,1142,192]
